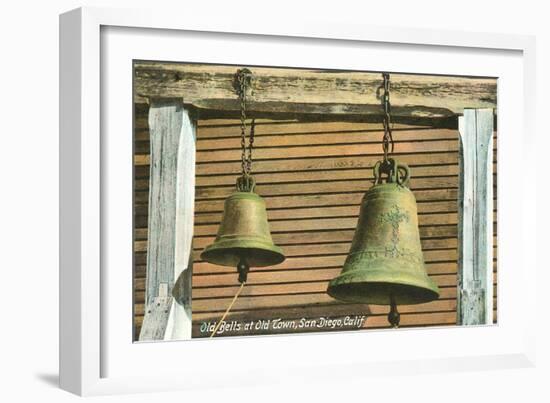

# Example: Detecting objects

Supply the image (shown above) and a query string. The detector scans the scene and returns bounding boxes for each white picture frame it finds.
[60,6,537,396]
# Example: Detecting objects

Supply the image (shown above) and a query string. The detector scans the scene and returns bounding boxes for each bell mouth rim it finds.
[327,282,440,305]
[327,271,440,305]
[200,240,285,268]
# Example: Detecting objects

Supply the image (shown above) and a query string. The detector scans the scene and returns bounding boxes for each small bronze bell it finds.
[200,176,285,281]
[327,159,440,326]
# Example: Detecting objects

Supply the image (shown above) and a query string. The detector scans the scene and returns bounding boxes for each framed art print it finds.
[60,7,537,396]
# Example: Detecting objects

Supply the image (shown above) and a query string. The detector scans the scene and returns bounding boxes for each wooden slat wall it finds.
[133,104,498,339]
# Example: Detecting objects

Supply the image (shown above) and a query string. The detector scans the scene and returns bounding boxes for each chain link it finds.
[381,72,394,162]
[247,119,255,175]
[234,68,254,177]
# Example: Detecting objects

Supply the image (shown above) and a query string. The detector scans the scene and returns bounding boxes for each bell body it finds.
[200,191,285,267]
[327,183,439,305]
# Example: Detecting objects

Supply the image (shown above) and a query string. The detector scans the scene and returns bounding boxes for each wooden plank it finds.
[138,267,497,297]
[192,163,494,189]
[135,260,497,292]
[137,272,493,297]
[159,226,457,251]
[198,118,298,127]
[192,189,462,212]
[188,242,457,262]
[135,248,461,271]
[190,251,458,274]
[196,140,460,163]
[137,128,460,151]
[136,117,304,133]
[191,301,458,322]
[457,109,494,325]
[136,262,473,288]
[138,100,195,341]
[135,282,458,314]
[134,234,471,254]
[192,165,464,187]
[137,189,462,212]
[189,213,480,237]
[167,105,196,341]
[136,200,460,223]
[194,117,497,133]
[136,151,463,169]
[135,200,468,226]
[199,261,490,287]
[190,177,458,201]
[191,294,460,314]
[135,178,470,204]
[194,128,461,149]
[196,121,434,138]
[135,289,498,321]
[134,63,496,119]
[135,291,498,329]
[137,261,463,285]
[136,223,461,244]
[194,153,464,175]
[138,296,172,341]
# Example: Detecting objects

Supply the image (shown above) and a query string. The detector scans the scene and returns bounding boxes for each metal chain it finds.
[234,68,254,177]
[247,119,255,175]
[381,72,394,162]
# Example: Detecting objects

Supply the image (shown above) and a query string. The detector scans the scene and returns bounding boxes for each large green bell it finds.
[200,176,285,275]
[327,159,439,314]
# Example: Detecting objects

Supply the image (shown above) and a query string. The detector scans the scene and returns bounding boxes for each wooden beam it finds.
[134,62,496,122]
[138,100,195,341]
[457,109,494,325]
[167,106,196,341]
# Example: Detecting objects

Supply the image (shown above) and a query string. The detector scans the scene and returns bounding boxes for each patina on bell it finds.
[200,175,285,270]
[327,159,440,306]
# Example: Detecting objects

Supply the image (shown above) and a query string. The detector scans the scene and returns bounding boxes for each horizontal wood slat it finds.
[136,119,497,138]
[196,129,460,149]
[153,140,462,163]
[134,236,498,261]
[135,164,467,187]
[134,284,463,313]
[138,188,464,210]
[134,262,498,288]
[134,290,498,318]
[195,121,428,136]
[134,233,458,253]
[155,295,461,315]
[134,224,461,243]
[134,128,475,153]
[134,269,498,296]
[135,200,459,222]
[135,151,486,172]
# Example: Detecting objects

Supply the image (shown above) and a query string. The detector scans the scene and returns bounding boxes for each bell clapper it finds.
[388,294,400,328]
[237,256,250,284]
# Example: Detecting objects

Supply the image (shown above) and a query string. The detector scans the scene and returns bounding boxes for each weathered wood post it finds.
[457,108,494,325]
[138,99,195,341]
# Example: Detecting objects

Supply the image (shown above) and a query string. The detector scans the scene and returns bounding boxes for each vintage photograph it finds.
[133,62,497,341]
